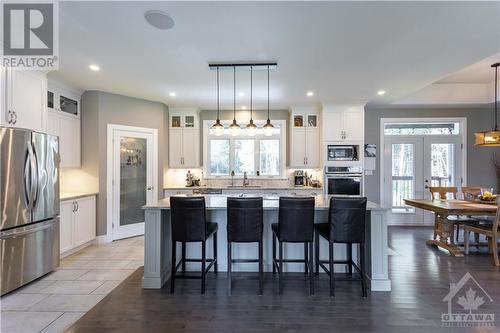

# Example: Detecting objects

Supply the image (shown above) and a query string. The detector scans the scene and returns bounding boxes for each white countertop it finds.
[164,186,322,191]
[60,192,98,201]
[144,194,385,211]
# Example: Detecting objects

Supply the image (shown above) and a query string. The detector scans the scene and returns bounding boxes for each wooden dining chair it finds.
[464,197,500,266]
[429,187,478,242]
[461,187,482,200]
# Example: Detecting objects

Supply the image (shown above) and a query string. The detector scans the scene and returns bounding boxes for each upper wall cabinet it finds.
[169,108,200,168]
[322,105,364,142]
[289,107,320,168]
[46,82,82,168]
[1,68,47,132]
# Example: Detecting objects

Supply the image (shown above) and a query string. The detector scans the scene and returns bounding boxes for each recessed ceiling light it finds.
[169,92,176,97]
[306,91,314,97]
[89,64,100,72]
[238,91,245,97]
[241,105,247,110]
[144,10,175,30]
[377,90,386,96]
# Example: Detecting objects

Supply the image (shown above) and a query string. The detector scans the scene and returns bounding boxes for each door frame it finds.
[379,117,467,212]
[106,124,158,242]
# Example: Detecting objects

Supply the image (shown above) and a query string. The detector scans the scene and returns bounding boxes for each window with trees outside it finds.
[205,120,285,178]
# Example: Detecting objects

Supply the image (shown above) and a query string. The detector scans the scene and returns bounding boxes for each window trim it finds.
[203,120,287,179]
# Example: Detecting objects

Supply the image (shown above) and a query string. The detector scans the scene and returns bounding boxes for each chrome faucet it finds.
[231,170,235,186]
[243,172,249,186]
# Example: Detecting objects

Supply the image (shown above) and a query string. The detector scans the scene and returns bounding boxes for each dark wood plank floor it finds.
[67,227,500,333]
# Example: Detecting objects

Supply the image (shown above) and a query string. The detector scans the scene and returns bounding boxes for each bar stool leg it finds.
[259,240,264,295]
[304,243,308,275]
[360,242,367,298]
[181,242,186,273]
[278,241,283,295]
[347,243,352,278]
[170,240,176,294]
[213,231,218,274]
[227,241,232,296]
[201,241,206,295]
[309,241,314,295]
[315,231,319,275]
[272,234,276,274]
[329,241,335,297]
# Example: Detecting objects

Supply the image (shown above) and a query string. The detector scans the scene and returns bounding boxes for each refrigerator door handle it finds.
[26,142,37,211]
[30,142,39,209]
[0,220,54,239]
[23,151,31,209]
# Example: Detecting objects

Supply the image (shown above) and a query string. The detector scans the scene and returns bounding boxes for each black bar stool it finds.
[227,197,264,295]
[272,197,315,295]
[314,197,367,297]
[170,197,218,294]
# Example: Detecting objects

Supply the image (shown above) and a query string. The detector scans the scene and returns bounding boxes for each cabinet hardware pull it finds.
[76,202,79,211]
[12,111,17,125]
[7,110,12,124]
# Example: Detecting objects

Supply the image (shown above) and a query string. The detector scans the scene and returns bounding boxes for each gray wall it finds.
[81,91,168,236]
[364,104,500,204]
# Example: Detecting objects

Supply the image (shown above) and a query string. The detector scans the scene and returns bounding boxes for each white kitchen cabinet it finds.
[322,106,364,142]
[59,195,96,255]
[46,82,81,168]
[169,128,200,168]
[289,127,320,168]
[1,69,47,132]
[59,201,74,253]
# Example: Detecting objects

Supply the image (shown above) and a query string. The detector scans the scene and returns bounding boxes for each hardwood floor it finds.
[67,227,500,333]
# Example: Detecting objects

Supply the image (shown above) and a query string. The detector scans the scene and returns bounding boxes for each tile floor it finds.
[0,236,144,333]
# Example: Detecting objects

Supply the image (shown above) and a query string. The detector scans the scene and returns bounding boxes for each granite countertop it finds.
[164,186,323,191]
[60,192,98,201]
[144,194,385,211]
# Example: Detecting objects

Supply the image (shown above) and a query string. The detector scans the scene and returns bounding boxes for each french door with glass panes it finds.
[383,135,463,225]
[110,126,158,240]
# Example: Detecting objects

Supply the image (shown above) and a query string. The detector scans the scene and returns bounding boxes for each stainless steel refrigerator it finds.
[0,127,60,295]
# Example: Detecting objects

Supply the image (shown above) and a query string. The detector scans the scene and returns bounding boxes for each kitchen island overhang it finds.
[142,195,391,292]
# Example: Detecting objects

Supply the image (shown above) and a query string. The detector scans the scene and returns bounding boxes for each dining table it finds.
[404,199,497,257]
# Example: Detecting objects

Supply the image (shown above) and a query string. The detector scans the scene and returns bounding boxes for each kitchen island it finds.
[142,195,391,292]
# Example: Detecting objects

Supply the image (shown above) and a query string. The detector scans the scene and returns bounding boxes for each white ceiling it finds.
[49,1,500,109]
[437,53,500,84]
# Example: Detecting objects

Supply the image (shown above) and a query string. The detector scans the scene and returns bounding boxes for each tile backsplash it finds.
[164,168,323,188]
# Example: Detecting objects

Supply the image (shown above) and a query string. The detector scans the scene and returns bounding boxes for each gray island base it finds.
[142,195,391,292]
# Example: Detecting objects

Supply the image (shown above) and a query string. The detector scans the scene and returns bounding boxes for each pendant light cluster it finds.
[475,62,500,146]
[210,63,277,137]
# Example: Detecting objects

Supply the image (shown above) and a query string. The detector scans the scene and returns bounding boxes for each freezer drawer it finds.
[0,219,60,295]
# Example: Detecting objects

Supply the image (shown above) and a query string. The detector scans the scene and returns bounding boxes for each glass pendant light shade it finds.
[263,119,274,136]
[246,119,257,136]
[475,63,500,147]
[230,66,241,136]
[211,66,224,136]
[263,65,274,136]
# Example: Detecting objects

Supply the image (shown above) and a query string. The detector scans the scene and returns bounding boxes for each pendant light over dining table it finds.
[475,62,500,146]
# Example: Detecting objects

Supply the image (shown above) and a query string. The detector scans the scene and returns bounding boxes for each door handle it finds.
[146,186,154,191]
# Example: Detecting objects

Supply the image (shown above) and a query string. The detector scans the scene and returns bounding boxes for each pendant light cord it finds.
[233,66,236,121]
[216,67,220,120]
[267,65,270,121]
[250,66,253,121]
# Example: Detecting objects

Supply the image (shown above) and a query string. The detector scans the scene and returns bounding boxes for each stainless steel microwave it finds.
[327,145,358,161]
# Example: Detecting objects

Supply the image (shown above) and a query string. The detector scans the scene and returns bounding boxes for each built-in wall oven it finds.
[325,166,363,196]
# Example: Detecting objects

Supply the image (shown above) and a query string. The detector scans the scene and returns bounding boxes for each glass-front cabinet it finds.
[168,108,200,168]
[47,85,80,118]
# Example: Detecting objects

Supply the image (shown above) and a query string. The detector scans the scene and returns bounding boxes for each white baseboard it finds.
[94,235,109,245]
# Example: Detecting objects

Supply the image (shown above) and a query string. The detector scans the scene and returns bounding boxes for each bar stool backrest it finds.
[170,196,207,242]
[278,197,315,242]
[328,197,368,243]
[227,197,263,242]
